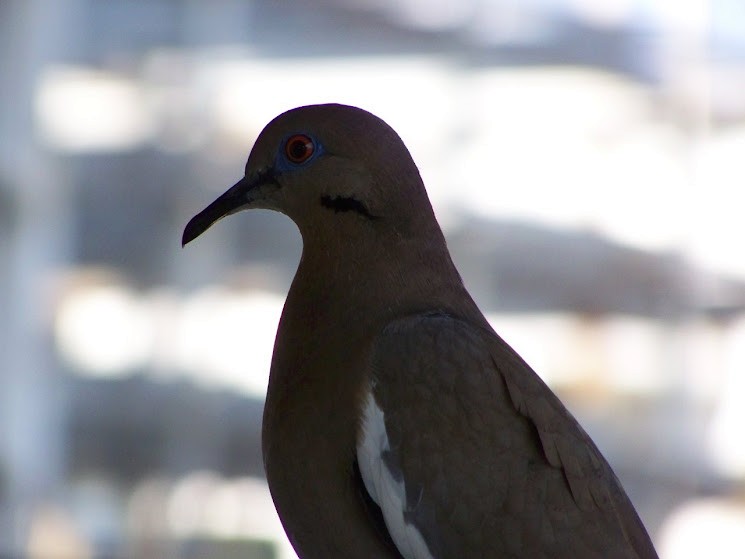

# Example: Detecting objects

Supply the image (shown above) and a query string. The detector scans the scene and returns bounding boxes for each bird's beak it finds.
[182,172,276,246]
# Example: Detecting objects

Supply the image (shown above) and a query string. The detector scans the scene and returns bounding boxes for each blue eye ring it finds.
[285,134,315,164]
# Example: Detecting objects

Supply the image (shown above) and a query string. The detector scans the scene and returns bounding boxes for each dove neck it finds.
[284,222,484,342]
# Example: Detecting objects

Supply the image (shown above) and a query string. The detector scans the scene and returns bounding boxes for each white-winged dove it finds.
[183,104,658,558]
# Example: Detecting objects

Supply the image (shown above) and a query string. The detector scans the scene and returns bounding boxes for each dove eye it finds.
[285,134,315,164]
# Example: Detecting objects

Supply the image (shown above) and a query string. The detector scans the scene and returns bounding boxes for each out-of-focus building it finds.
[2,1,745,557]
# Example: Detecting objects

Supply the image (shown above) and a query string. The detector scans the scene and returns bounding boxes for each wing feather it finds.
[358,312,657,559]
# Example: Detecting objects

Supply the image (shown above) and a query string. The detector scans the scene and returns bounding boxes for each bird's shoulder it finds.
[357,311,656,558]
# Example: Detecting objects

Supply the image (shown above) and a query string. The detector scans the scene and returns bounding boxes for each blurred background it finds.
[2,0,745,557]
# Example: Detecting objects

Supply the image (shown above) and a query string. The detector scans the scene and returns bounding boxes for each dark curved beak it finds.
[182,172,275,246]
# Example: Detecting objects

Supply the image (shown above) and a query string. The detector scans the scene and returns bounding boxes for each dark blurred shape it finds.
[448,217,745,317]
[68,375,265,480]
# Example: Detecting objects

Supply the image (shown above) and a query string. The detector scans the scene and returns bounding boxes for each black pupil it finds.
[290,139,310,160]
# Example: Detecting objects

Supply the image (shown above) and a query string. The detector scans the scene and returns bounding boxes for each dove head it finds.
[182,104,440,248]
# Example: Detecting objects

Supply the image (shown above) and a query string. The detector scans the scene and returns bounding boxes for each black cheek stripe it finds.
[320,195,379,220]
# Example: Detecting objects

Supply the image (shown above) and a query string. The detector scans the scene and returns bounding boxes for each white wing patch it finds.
[357,389,435,559]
